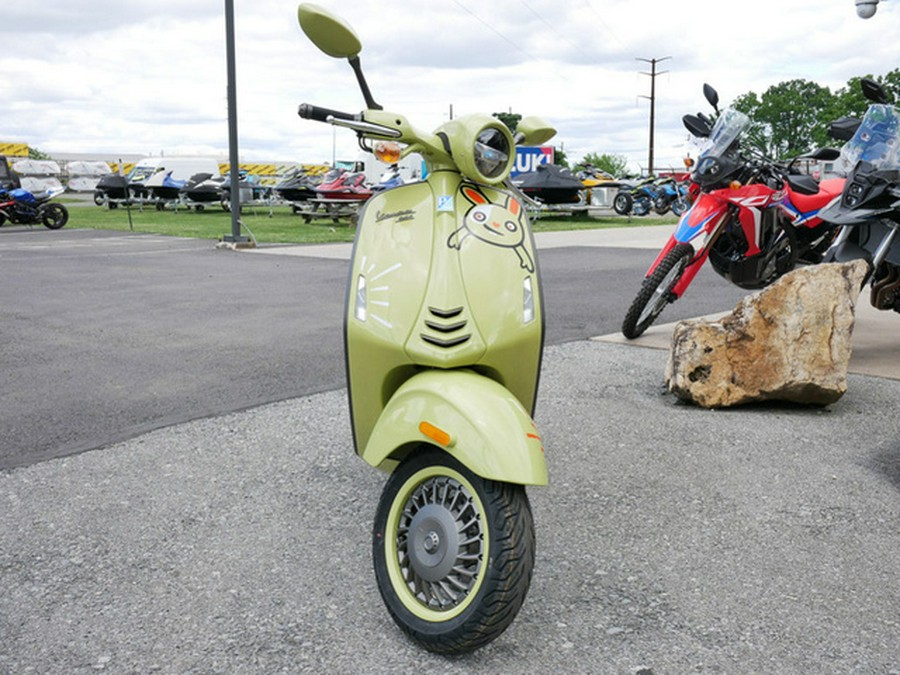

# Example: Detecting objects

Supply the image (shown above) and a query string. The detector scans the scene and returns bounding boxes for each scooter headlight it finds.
[437,114,515,185]
[474,128,510,180]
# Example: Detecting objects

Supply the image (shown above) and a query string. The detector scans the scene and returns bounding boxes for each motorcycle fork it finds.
[669,210,728,298]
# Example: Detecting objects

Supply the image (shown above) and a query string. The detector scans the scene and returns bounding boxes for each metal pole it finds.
[224,0,248,243]
[637,57,670,176]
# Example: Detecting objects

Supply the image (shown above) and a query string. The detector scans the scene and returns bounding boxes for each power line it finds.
[520,0,586,57]
[449,0,536,61]
[581,0,628,51]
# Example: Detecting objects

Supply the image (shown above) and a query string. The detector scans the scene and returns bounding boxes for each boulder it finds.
[665,260,869,408]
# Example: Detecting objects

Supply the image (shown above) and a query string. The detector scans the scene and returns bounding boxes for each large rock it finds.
[665,260,869,407]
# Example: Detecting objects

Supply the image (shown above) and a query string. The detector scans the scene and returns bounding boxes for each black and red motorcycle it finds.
[621,84,844,339]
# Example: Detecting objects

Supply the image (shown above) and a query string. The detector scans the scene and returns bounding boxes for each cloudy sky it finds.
[2,0,898,173]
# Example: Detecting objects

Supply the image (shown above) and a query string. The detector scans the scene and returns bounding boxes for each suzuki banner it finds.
[512,146,555,177]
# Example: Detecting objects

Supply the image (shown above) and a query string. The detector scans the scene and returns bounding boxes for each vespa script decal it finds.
[375,209,416,224]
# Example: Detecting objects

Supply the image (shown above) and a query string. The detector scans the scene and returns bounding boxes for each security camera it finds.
[856,0,879,18]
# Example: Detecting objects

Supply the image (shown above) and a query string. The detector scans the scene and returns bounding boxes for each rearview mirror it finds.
[703,83,720,113]
[297,3,381,110]
[682,113,711,138]
[861,77,890,104]
[806,147,842,162]
[297,3,361,59]
[516,116,557,146]
[829,116,862,142]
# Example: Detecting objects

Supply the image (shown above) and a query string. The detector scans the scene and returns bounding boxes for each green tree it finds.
[492,111,521,133]
[28,146,52,160]
[732,70,898,159]
[831,68,900,120]
[573,152,628,178]
[748,79,834,158]
[553,145,568,168]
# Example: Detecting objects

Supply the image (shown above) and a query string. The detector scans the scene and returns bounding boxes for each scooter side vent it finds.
[421,306,470,348]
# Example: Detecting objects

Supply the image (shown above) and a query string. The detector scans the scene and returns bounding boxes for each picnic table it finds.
[291,197,364,225]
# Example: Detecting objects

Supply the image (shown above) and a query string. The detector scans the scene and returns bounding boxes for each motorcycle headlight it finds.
[697,157,721,178]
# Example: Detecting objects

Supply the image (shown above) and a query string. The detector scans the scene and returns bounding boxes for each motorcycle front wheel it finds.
[41,203,69,229]
[632,196,652,216]
[613,191,633,215]
[373,447,535,654]
[671,197,689,217]
[622,243,695,339]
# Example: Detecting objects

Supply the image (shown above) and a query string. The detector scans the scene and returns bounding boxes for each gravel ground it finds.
[1,341,898,674]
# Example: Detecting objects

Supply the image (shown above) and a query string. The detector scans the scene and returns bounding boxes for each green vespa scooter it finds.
[297,4,556,654]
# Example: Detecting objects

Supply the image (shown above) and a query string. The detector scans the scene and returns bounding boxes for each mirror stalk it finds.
[349,56,382,111]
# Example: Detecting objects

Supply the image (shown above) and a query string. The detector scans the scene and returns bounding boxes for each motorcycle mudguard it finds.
[361,369,547,486]
[645,193,725,277]
[673,193,726,244]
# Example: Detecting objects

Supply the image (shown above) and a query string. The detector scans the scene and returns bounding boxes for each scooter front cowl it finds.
[361,368,546,485]
[345,176,543,457]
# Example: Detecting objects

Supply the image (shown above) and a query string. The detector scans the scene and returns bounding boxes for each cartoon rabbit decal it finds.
[447,184,535,273]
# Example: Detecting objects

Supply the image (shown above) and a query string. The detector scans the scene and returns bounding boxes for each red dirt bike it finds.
[621,85,844,339]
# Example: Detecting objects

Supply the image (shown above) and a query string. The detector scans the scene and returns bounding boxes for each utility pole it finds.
[637,56,670,176]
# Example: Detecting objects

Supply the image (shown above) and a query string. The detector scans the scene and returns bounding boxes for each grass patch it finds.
[65,201,677,245]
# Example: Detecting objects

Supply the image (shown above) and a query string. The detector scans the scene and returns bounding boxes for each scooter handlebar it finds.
[298,103,357,123]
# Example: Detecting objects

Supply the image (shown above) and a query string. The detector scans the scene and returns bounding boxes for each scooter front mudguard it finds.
[361,369,547,486]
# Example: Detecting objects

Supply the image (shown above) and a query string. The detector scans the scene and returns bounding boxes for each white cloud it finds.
[2,0,898,172]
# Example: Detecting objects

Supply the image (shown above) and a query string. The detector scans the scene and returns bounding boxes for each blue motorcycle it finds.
[612,175,658,216]
[0,185,69,229]
[651,176,690,216]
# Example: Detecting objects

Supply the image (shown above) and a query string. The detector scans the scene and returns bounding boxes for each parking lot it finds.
[1,226,897,673]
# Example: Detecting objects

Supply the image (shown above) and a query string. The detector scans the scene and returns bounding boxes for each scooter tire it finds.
[613,191,633,215]
[621,243,694,339]
[373,447,535,654]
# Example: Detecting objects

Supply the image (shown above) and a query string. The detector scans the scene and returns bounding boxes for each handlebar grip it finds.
[298,103,357,123]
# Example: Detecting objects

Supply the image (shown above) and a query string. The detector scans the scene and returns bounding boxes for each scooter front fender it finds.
[361,369,547,486]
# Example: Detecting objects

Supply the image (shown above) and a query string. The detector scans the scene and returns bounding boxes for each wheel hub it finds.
[408,504,460,582]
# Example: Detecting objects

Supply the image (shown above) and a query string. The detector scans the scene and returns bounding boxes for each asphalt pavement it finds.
[0,226,748,469]
[1,224,898,673]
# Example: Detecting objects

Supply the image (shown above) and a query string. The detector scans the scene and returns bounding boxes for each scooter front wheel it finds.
[621,243,694,339]
[373,447,534,654]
